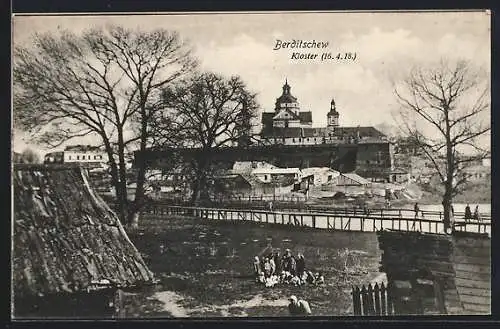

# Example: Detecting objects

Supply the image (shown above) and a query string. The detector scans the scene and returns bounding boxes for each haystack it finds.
[12,164,155,316]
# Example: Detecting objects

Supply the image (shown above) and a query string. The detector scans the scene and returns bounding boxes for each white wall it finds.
[64,151,108,163]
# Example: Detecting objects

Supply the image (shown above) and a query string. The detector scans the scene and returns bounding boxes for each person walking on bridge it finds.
[414,202,420,219]
[473,205,481,222]
[464,204,472,222]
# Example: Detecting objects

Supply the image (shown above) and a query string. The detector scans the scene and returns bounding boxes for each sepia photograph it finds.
[11,10,491,319]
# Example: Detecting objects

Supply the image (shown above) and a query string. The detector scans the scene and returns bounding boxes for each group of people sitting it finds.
[253,249,325,288]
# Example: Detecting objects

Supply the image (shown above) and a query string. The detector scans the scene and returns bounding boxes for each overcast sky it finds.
[12,11,490,153]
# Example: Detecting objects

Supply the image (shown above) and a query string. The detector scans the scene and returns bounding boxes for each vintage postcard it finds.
[11,10,491,319]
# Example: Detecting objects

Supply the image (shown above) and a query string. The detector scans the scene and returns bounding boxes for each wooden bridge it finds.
[142,204,491,236]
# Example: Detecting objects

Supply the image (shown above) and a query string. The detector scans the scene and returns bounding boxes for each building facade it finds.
[259,80,394,180]
[44,145,108,167]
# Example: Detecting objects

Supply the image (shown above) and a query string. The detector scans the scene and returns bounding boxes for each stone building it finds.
[259,80,395,180]
[261,80,389,144]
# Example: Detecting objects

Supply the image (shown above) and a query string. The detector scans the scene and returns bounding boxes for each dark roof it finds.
[213,174,252,190]
[275,81,298,106]
[13,164,155,298]
[332,126,386,138]
[64,145,101,152]
[327,109,339,117]
[275,93,298,105]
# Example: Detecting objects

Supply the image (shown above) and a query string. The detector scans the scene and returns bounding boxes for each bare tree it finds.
[394,59,490,232]
[158,72,258,204]
[13,25,197,227]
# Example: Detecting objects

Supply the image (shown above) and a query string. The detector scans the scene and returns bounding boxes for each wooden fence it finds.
[141,204,491,235]
[352,282,394,316]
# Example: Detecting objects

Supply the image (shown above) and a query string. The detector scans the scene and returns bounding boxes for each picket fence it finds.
[352,282,394,316]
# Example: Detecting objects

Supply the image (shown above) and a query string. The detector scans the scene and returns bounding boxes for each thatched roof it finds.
[13,164,155,298]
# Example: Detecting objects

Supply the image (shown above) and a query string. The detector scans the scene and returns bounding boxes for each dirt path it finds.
[153,290,289,317]
[153,291,190,317]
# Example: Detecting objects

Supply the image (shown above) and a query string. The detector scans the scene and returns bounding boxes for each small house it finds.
[300,167,340,186]
[251,167,301,185]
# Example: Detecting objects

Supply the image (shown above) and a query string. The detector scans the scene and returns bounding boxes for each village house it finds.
[44,144,109,170]
[300,167,340,186]
[251,166,301,184]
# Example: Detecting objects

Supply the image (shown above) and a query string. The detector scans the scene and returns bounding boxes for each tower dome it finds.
[275,79,299,113]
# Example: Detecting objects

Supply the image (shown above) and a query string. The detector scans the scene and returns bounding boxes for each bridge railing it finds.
[138,199,491,222]
[141,204,491,235]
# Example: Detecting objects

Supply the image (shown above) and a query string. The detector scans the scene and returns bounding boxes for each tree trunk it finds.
[190,151,212,206]
[103,141,128,225]
[443,106,454,233]
[129,106,149,228]
[130,162,146,229]
[442,194,452,233]
[116,128,133,226]
[191,172,204,206]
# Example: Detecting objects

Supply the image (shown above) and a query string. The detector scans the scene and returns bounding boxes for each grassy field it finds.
[123,215,383,317]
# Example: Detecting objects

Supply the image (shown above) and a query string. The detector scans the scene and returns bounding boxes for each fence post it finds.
[380,282,387,315]
[361,285,369,315]
[366,284,375,315]
[374,283,381,315]
[352,286,362,315]
[386,282,394,315]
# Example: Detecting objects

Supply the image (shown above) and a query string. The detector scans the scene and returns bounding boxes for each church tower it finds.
[327,97,339,130]
[274,79,300,115]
